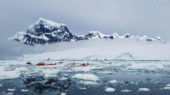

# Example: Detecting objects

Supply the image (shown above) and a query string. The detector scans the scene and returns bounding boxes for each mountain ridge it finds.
[12,17,165,45]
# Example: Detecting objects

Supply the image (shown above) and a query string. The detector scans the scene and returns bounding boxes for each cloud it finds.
[0,0,170,35]
[20,39,170,60]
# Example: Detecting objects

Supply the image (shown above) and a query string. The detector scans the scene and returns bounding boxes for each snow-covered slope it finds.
[12,17,165,45]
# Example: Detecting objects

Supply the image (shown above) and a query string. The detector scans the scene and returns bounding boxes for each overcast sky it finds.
[0,0,170,58]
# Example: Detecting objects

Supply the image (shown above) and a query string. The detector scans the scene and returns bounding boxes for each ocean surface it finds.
[0,60,170,95]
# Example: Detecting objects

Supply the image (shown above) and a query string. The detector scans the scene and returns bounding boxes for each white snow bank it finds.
[72,74,99,81]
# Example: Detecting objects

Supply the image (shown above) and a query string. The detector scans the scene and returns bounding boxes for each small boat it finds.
[67,62,76,66]
[58,62,64,64]
[80,63,90,66]
[47,63,57,66]
[36,62,46,66]
[26,62,32,65]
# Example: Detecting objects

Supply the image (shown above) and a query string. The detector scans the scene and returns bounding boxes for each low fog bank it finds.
[0,38,170,60]
[16,39,170,60]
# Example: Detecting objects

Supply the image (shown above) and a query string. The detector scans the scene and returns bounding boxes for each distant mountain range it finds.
[12,17,165,45]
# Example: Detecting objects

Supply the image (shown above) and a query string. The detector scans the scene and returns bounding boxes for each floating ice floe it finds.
[121,89,132,93]
[80,80,99,85]
[21,89,29,92]
[7,92,13,95]
[98,70,114,74]
[163,87,170,90]
[0,70,20,80]
[72,74,99,81]
[73,66,97,72]
[0,84,2,87]
[8,88,16,92]
[79,87,87,90]
[42,69,60,77]
[61,92,67,95]
[138,88,150,92]
[105,87,116,92]
[162,84,170,90]
[72,74,99,85]
[125,63,163,71]
[166,84,170,87]
[108,80,118,84]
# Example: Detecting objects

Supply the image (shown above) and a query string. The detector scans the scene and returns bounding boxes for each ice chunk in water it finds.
[163,86,170,90]
[8,88,16,92]
[108,80,118,84]
[121,89,132,93]
[60,92,67,95]
[138,88,150,92]
[72,74,99,81]
[125,63,163,71]
[105,87,116,92]
[0,71,20,80]
[21,89,29,92]
[166,84,170,87]
[7,92,13,95]
[81,81,99,85]
[72,74,99,86]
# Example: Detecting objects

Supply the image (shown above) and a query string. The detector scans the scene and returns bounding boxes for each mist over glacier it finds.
[15,38,169,60]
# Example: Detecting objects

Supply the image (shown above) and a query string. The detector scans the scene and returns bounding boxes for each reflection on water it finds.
[23,75,71,93]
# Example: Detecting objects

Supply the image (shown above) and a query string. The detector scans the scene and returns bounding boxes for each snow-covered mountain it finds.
[12,17,165,45]
[12,17,75,45]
